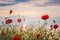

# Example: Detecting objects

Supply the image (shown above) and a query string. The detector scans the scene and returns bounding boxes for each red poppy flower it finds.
[14,35,20,40]
[54,24,59,29]
[50,25,53,28]
[41,15,49,20]
[36,34,41,38]
[10,10,13,14]
[17,18,21,23]
[5,19,13,24]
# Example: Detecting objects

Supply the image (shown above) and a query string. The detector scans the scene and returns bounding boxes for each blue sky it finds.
[0,0,30,6]
[0,16,60,26]
[0,0,60,6]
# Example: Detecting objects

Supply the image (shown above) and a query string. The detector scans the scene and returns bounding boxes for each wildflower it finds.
[41,15,49,20]
[17,18,21,23]
[5,19,13,24]
[36,33,41,38]
[50,25,53,30]
[50,25,53,28]
[54,24,59,29]
[14,35,20,40]
[10,10,13,14]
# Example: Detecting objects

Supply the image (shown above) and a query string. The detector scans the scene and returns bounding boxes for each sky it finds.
[0,0,60,6]
[0,15,60,27]
[0,0,60,26]
[0,0,60,17]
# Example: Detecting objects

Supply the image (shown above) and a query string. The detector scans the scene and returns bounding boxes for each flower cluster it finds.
[0,14,60,40]
[0,25,60,40]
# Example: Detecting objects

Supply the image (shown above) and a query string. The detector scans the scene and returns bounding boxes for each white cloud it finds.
[0,0,60,17]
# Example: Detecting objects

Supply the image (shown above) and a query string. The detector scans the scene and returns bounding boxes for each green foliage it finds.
[0,26,60,40]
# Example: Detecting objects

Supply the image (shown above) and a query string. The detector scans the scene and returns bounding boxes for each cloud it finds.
[45,0,60,5]
[0,0,60,6]
[16,0,30,2]
[33,0,60,7]
[0,0,30,6]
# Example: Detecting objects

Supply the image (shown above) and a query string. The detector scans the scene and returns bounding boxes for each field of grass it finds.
[0,26,60,40]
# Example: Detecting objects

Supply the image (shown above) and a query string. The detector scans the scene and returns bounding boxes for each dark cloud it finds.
[0,0,30,6]
[16,0,30,2]
[45,0,60,5]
